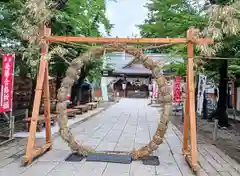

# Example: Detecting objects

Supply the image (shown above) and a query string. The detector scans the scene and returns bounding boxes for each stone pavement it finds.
[0,99,239,176]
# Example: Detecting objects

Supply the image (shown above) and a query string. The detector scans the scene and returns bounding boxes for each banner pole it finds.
[9,54,15,139]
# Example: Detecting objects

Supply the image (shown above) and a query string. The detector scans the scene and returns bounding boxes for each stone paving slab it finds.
[0,99,239,176]
[14,107,105,138]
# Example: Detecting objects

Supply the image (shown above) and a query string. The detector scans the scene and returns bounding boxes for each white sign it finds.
[101,77,108,101]
[197,74,207,115]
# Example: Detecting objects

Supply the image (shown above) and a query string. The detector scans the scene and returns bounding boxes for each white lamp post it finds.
[122,82,126,90]
[148,83,153,98]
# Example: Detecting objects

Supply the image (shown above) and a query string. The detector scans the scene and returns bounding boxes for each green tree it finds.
[51,0,113,103]
[198,0,240,127]
[139,0,206,38]
[49,0,112,102]
[0,0,113,107]
[138,0,206,74]
[163,62,187,77]
[139,0,240,127]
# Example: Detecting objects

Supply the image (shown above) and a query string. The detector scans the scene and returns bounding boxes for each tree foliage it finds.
[50,0,113,83]
[139,0,240,127]
[199,0,240,127]
[139,0,206,38]
[0,0,113,109]
[138,0,207,76]
[0,0,112,83]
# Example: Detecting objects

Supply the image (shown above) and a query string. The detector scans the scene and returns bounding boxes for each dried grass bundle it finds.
[198,1,240,56]
[17,0,69,80]
[48,46,69,59]
[57,44,173,159]
[17,0,55,41]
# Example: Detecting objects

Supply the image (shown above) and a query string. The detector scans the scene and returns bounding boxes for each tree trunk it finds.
[216,60,229,127]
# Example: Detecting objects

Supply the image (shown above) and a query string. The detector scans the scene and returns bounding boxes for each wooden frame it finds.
[24,25,52,165]
[44,35,213,44]
[183,29,198,171]
[24,26,213,173]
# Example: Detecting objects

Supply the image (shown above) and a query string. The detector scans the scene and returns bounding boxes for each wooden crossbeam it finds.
[44,36,213,44]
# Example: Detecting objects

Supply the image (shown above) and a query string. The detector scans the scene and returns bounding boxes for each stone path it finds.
[0,99,239,176]
[14,107,105,138]
[171,105,240,164]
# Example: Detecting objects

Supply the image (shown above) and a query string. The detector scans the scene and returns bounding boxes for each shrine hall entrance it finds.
[113,78,149,98]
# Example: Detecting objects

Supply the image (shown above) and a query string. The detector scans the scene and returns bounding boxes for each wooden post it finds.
[44,63,51,144]
[212,119,218,145]
[42,26,52,144]
[24,60,48,163]
[184,28,198,172]
[183,74,190,155]
[24,25,52,165]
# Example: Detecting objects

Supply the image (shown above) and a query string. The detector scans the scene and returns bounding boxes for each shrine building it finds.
[100,52,183,100]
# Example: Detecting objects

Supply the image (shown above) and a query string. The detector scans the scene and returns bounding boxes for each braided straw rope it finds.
[56,44,172,158]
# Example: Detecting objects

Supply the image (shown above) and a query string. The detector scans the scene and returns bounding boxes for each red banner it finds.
[174,76,181,104]
[0,54,14,112]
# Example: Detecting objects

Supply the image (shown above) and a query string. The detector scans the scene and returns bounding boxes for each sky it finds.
[101,0,149,37]
[100,0,207,37]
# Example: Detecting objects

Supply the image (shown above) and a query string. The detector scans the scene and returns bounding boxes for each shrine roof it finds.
[114,67,152,75]
[103,52,183,75]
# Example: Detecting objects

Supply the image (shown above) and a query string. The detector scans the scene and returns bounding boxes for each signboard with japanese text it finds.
[0,54,15,112]
[173,76,181,104]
